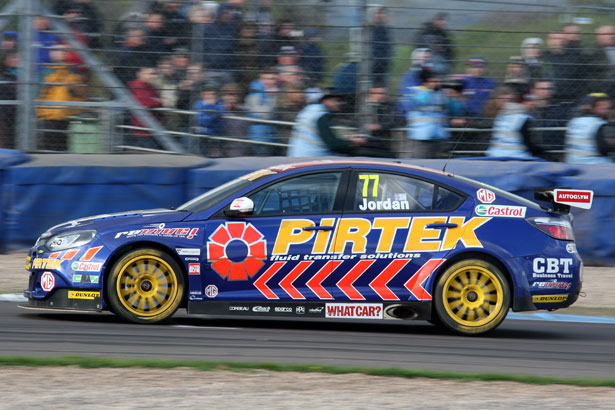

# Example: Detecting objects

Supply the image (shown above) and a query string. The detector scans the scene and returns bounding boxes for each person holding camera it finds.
[400,68,465,158]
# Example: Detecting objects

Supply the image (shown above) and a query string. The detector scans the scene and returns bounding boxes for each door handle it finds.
[302,226,334,231]
[426,223,458,229]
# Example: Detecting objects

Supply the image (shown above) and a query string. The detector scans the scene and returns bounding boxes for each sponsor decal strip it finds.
[62,249,79,260]
[404,258,445,301]
[325,303,383,319]
[81,246,103,261]
[279,261,311,299]
[532,294,568,303]
[336,260,374,300]
[68,291,100,300]
[252,258,446,301]
[305,260,342,300]
[253,262,285,299]
[368,259,410,300]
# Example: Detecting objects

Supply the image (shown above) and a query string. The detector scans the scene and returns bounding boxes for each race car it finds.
[22,160,593,336]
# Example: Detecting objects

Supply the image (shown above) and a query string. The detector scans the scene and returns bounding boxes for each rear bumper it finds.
[513,285,581,312]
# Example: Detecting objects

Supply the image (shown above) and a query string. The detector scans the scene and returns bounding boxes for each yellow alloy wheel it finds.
[108,249,185,324]
[434,259,510,336]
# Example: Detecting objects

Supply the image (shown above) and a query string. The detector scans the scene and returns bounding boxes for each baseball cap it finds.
[467,57,487,67]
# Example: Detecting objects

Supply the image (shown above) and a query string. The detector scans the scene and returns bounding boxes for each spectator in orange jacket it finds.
[36,44,86,151]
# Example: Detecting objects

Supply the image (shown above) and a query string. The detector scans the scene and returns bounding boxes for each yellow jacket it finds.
[37,66,87,121]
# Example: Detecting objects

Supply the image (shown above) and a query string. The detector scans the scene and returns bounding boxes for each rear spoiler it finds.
[534,187,593,214]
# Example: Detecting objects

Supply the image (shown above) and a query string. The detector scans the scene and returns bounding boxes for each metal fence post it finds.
[356,0,370,134]
[17,0,38,151]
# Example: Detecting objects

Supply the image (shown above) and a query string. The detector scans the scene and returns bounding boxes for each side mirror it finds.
[224,197,254,217]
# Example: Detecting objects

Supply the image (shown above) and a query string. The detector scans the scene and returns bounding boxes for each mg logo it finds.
[41,271,55,292]
[476,188,496,204]
[205,285,218,298]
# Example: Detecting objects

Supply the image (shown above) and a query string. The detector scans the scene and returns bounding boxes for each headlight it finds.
[45,230,97,251]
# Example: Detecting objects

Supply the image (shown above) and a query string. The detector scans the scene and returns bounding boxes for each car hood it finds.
[45,209,192,235]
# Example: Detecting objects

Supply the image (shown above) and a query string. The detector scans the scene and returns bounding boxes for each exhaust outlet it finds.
[385,305,419,320]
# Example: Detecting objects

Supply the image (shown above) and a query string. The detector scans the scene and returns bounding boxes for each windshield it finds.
[177,177,253,212]
[176,168,279,212]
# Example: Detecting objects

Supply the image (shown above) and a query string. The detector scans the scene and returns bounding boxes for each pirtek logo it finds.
[272,216,490,256]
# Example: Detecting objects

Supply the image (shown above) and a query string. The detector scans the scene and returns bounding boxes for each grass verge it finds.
[0,355,613,388]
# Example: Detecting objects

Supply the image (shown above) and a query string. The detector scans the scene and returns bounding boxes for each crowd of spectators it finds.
[0,2,614,163]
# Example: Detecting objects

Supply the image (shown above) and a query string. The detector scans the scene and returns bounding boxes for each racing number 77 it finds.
[359,174,379,197]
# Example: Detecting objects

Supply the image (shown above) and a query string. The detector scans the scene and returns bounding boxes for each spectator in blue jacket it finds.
[34,17,60,79]
[462,57,495,118]
[401,68,465,158]
[397,48,431,114]
[193,84,224,155]
[245,69,279,156]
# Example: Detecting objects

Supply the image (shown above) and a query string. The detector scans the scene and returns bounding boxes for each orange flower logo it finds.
[207,222,267,280]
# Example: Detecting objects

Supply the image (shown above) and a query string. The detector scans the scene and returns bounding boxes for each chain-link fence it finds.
[1,0,615,160]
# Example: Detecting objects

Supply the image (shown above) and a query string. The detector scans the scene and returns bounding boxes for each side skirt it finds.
[188,301,432,321]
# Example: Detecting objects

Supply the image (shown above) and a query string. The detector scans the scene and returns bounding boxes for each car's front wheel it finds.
[107,248,185,324]
[433,259,510,336]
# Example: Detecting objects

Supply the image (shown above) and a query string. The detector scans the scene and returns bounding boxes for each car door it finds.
[329,169,469,303]
[201,170,349,304]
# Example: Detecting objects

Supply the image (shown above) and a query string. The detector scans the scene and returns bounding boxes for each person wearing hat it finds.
[287,91,366,157]
[462,57,495,118]
[486,92,545,159]
[565,94,615,164]
[400,67,465,158]
[521,37,545,81]
[504,56,530,97]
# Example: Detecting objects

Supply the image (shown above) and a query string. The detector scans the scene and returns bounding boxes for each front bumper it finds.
[23,289,103,311]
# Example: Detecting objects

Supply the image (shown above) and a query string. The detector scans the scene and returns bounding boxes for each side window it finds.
[353,172,463,212]
[434,185,464,211]
[249,172,343,216]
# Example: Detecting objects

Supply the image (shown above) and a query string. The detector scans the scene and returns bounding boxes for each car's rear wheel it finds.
[107,248,185,324]
[434,259,510,336]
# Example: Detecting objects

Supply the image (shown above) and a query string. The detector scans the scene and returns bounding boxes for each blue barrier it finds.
[2,154,613,265]
[0,149,32,252]
[3,154,210,250]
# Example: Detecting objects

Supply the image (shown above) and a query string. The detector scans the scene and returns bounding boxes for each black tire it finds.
[106,248,185,324]
[433,259,510,336]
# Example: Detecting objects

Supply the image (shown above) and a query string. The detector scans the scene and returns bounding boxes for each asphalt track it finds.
[1,302,614,380]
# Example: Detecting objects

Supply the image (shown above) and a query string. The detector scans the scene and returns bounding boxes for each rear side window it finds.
[351,172,464,212]
[249,172,343,215]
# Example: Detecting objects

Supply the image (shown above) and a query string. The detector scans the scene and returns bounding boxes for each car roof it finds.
[268,159,453,177]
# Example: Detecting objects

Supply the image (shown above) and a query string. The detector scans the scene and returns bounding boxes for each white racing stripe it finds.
[0,294,27,302]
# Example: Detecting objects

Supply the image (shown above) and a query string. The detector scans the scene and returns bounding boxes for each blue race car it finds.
[23,160,593,336]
